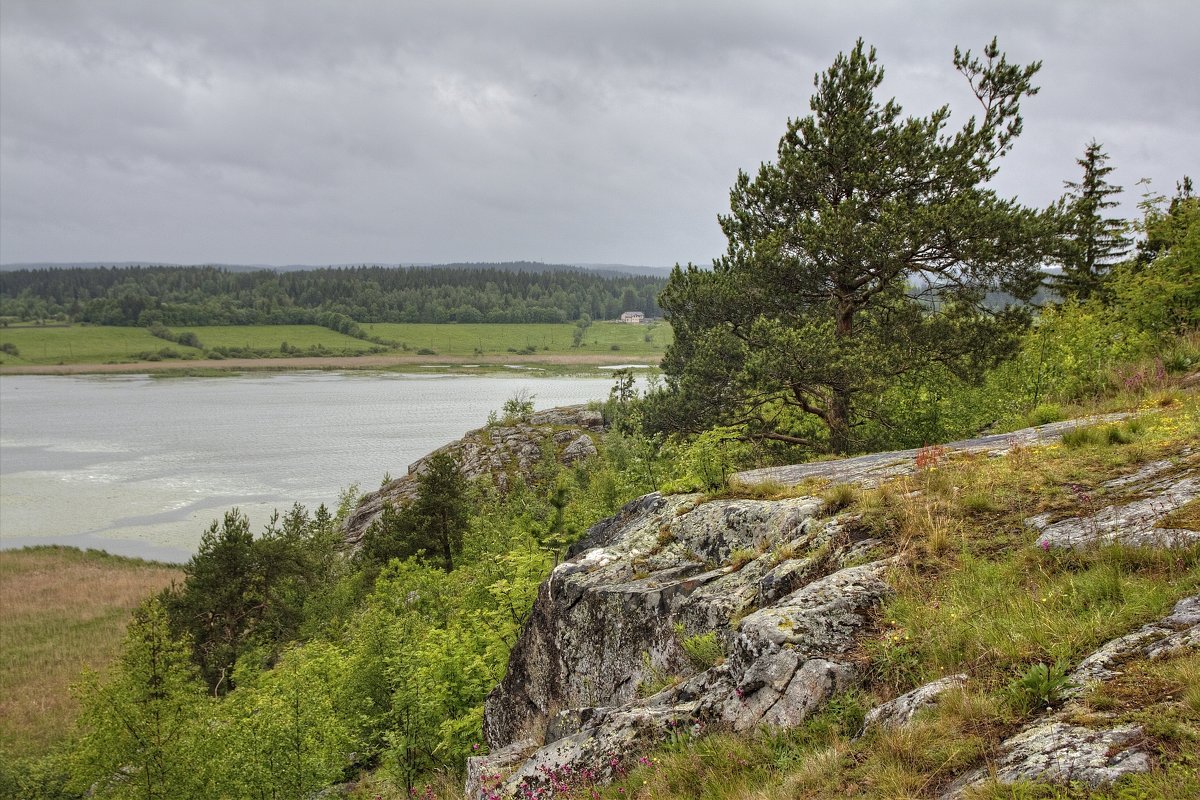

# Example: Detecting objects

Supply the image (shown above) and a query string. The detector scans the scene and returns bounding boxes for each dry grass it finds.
[1158,498,1200,531]
[0,546,181,758]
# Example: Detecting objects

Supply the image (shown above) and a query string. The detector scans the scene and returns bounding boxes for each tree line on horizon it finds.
[0,264,665,326]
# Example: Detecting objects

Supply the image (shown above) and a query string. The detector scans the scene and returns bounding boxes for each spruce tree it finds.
[72,600,209,799]
[1051,141,1130,301]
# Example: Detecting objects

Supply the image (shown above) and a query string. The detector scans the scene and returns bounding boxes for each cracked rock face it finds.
[342,405,604,544]
[944,723,1154,798]
[473,488,892,798]
[482,493,833,750]
[473,561,889,798]
[1028,455,1199,551]
[863,674,967,731]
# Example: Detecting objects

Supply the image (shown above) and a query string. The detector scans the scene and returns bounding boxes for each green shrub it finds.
[675,625,723,670]
[500,389,535,424]
[663,425,754,492]
[1028,403,1065,426]
[1161,336,1199,373]
[1005,661,1073,716]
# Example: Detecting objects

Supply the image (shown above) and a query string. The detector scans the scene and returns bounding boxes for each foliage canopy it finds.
[652,39,1061,452]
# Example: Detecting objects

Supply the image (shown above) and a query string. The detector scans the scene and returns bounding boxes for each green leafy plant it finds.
[1005,661,1073,715]
[501,389,535,424]
[661,425,753,492]
[1028,403,1065,426]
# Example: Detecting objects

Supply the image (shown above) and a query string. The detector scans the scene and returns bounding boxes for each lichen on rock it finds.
[342,405,604,545]
[472,483,893,797]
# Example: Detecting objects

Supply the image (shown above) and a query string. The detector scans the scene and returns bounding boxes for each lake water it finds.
[0,372,624,562]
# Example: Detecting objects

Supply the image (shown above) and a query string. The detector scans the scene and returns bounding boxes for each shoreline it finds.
[0,352,662,376]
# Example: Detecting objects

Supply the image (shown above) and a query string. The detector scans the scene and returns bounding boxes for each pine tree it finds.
[653,39,1059,453]
[1051,141,1130,301]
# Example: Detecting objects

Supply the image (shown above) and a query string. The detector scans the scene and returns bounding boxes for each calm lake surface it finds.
[0,372,624,562]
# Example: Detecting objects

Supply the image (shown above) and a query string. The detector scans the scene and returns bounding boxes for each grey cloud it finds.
[2,0,1197,266]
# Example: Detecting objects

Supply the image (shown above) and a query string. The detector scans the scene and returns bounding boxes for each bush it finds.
[675,626,723,670]
[500,389,535,424]
[1027,403,1064,426]
[1005,661,1073,715]
[661,425,754,492]
[0,342,18,356]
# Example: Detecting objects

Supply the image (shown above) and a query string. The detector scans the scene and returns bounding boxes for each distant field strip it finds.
[364,321,672,355]
[0,321,672,367]
[174,324,376,352]
[0,325,193,365]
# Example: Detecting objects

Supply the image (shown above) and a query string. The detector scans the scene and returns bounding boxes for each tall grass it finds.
[0,546,181,758]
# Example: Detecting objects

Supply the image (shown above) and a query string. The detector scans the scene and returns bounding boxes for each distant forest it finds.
[0,263,666,325]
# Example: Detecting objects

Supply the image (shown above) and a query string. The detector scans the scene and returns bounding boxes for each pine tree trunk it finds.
[830,299,855,453]
[829,389,852,453]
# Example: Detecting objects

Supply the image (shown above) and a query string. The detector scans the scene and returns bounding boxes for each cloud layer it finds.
[2,0,1197,266]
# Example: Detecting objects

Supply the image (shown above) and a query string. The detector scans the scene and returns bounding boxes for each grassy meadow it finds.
[363,320,672,356]
[0,321,671,369]
[0,325,197,365]
[174,324,377,354]
[0,547,181,759]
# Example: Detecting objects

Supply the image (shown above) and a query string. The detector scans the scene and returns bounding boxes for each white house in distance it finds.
[619,311,645,324]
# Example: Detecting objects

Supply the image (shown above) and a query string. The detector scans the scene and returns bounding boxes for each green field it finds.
[174,324,377,354]
[0,321,672,367]
[0,325,201,365]
[363,320,672,356]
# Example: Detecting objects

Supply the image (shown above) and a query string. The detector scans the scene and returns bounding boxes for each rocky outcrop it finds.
[1065,594,1199,697]
[951,723,1154,794]
[1028,452,1199,550]
[468,412,1196,799]
[470,483,892,798]
[862,674,967,731]
[342,405,604,544]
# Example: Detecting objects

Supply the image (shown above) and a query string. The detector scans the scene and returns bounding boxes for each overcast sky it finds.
[2,1,1197,267]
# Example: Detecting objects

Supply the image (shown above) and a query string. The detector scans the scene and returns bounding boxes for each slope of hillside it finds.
[469,397,1199,799]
